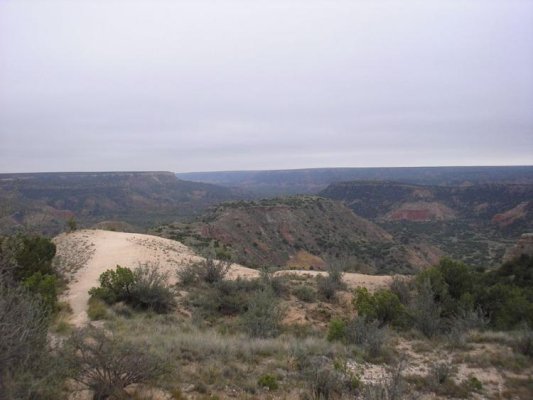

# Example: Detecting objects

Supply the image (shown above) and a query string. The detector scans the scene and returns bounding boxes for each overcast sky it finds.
[0,0,532,173]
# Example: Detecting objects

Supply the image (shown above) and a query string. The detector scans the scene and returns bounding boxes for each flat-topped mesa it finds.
[0,171,245,235]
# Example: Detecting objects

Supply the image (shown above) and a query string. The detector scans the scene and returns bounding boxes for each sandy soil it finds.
[275,269,392,290]
[54,229,259,326]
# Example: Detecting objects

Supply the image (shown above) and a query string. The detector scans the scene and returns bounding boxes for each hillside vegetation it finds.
[155,196,442,274]
[2,230,533,399]
[320,181,533,268]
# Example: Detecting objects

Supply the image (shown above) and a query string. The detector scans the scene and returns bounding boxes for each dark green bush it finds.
[353,287,406,327]
[22,272,58,312]
[10,235,56,281]
[89,265,135,304]
[476,283,533,329]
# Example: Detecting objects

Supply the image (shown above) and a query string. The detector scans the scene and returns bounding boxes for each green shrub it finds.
[10,235,56,281]
[293,284,317,303]
[353,287,406,327]
[22,272,58,312]
[89,265,175,313]
[257,374,278,390]
[89,265,135,304]
[327,318,346,342]
[477,283,533,329]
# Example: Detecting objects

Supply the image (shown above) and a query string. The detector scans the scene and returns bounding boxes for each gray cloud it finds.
[0,0,532,173]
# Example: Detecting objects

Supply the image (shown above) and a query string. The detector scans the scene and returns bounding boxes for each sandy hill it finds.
[53,229,259,326]
[54,229,392,326]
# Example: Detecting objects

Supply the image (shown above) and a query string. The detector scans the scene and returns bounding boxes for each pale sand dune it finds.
[54,229,259,326]
[54,229,391,326]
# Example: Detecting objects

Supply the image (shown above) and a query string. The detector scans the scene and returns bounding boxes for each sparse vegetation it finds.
[2,206,533,399]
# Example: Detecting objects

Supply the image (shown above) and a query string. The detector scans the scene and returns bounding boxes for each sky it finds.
[0,0,532,173]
